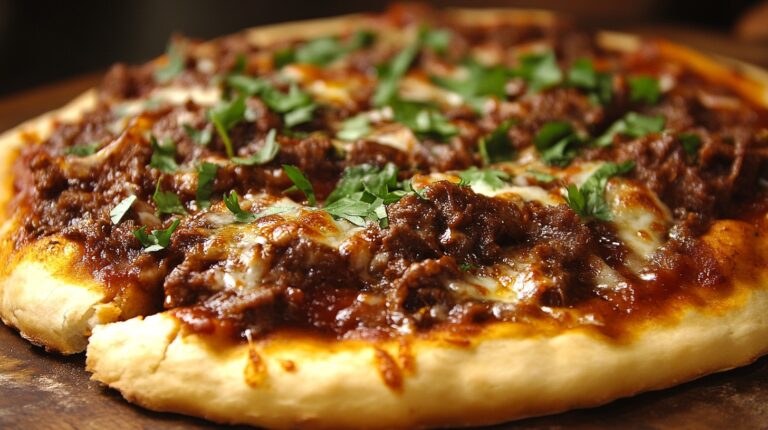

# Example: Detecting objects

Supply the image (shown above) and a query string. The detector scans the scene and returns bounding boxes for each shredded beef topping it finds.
[8,6,768,341]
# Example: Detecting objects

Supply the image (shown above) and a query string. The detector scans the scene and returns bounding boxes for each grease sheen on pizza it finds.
[2,5,768,429]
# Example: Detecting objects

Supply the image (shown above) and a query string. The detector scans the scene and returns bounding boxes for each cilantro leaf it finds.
[628,75,661,104]
[133,219,180,252]
[567,58,613,105]
[223,190,256,223]
[226,75,270,96]
[65,142,100,157]
[110,195,137,225]
[391,99,457,141]
[232,129,280,166]
[183,124,213,146]
[516,51,563,92]
[564,161,635,221]
[195,162,218,209]
[323,163,407,227]
[479,120,516,165]
[432,60,512,110]
[154,41,185,84]
[282,164,317,206]
[421,28,452,54]
[209,96,246,158]
[678,132,701,162]
[275,30,376,68]
[594,112,666,147]
[336,114,372,141]
[283,104,316,128]
[149,135,179,173]
[457,166,510,190]
[534,121,583,167]
[527,169,557,183]
[373,41,420,106]
[153,183,187,215]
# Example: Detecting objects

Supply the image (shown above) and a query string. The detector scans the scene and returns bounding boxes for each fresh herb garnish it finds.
[154,40,185,84]
[336,114,372,141]
[282,164,317,206]
[527,169,558,183]
[195,162,218,209]
[209,96,247,158]
[678,132,702,162]
[149,135,179,173]
[593,112,666,147]
[183,124,213,146]
[457,166,510,190]
[479,120,516,165]
[323,163,408,227]
[564,161,635,221]
[432,60,511,110]
[390,99,457,141]
[534,121,584,166]
[152,183,187,215]
[458,262,475,272]
[567,58,613,105]
[373,41,420,106]
[133,219,180,252]
[226,75,269,96]
[223,190,256,223]
[421,28,452,54]
[275,30,376,67]
[65,142,99,157]
[261,83,316,127]
[110,195,137,225]
[233,129,280,166]
[628,75,661,105]
[516,51,562,92]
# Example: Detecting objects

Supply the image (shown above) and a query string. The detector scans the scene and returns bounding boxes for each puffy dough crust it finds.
[0,91,136,354]
[87,285,768,430]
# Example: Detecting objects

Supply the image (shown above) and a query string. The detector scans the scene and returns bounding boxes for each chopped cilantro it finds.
[432,60,511,109]
[564,161,635,221]
[183,124,213,146]
[154,40,185,84]
[133,219,180,253]
[678,132,702,162]
[283,104,316,128]
[421,28,452,54]
[479,120,516,165]
[260,83,315,127]
[226,75,269,96]
[149,135,178,173]
[516,51,563,92]
[275,30,376,68]
[65,142,99,157]
[152,183,187,215]
[373,41,420,106]
[527,169,557,183]
[233,129,280,166]
[457,166,510,190]
[628,75,661,104]
[336,114,372,141]
[534,121,583,167]
[458,262,475,272]
[223,190,256,223]
[109,195,137,225]
[195,162,218,209]
[282,165,317,206]
[209,96,246,158]
[391,99,457,141]
[567,58,613,105]
[594,112,666,147]
[323,163,409,227]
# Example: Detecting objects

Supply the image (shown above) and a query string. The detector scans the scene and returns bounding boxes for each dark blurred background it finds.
[1,0,768,97]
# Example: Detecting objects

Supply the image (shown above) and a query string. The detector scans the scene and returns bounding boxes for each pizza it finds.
[2,4,768,428]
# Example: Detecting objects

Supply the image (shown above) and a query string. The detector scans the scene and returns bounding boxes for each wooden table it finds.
[2,25,768,430]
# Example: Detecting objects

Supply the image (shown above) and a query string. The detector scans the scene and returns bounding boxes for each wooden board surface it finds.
[2,23,768,430]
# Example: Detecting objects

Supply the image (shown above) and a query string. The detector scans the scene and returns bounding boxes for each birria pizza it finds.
[1,4,768,429]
